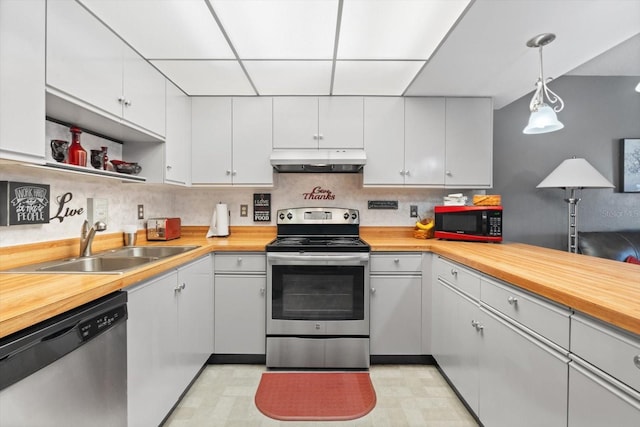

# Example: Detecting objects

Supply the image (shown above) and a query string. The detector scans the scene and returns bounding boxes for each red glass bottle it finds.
[67,126,87,167]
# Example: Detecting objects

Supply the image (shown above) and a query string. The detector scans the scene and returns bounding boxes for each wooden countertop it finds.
[1,226,638,339]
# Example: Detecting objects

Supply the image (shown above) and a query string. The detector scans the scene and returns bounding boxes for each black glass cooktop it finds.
[266,236,370,252]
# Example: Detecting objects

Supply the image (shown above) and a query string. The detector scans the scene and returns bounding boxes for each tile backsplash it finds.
[0,122,484,246]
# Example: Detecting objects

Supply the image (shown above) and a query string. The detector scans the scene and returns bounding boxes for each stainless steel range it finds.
[266,207,370,369]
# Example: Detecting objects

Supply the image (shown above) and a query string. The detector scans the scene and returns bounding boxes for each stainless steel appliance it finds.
[0,292,127,427]
[266,207,370,369]
[434,205,503,242]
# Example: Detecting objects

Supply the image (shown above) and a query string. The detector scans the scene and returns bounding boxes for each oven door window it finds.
[271,265,365,321]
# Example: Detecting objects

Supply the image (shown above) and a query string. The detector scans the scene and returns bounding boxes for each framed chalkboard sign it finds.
[0,181,50,226]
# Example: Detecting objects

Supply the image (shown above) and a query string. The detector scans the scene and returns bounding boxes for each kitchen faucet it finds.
[79,220,107,257]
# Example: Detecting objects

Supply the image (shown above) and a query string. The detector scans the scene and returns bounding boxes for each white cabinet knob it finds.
[634,355,640,369]
[226,170,231,175]
[237,257,242,263]
[166,165,172,170]
[508,296,518,305]
[124,99,132,107]
[260,288,265,296]
[232,170,237,176]
[117,97,125,104]
[370,288,376,294]
[405,170,411,176]
[393,258,400,263]
[450,268,458,277]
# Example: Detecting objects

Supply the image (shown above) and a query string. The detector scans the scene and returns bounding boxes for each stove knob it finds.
[286,212,293,220]
[351,213,357,220]
[279,213,285,220]
[343,212,349,220]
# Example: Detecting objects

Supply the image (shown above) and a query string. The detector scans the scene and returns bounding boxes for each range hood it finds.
[270,149,366,173]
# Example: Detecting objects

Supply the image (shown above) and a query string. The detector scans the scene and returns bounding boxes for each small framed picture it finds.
[620,138,640,193]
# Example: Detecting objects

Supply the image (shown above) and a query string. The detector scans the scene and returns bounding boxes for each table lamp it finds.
[537,157,614,253]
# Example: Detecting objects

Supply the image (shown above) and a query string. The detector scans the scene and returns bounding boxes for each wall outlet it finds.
[240,204,248,217]
[410,205,418,218]
[137,204,144,220]
[87,198,108,224]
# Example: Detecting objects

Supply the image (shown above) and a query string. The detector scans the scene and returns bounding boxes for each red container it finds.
[67,126,87,167]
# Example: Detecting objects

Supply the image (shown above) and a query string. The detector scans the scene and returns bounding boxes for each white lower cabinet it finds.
[478,306,569,427]
[214,253,266,354]
[370,253,422,355]
[568,357,640,427]
[433,256,571,425]
[126,255,213,427]
[433,278,481,414]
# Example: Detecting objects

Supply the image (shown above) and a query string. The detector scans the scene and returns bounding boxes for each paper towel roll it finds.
[206,203,229,237]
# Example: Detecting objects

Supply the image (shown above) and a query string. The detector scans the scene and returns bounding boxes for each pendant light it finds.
[523,33,564,135]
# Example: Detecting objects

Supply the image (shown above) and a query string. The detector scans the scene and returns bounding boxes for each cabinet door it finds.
[232,97,273,185]
[46,0,123,118]
[165,81,191,185]
[436,281,480,415]
[478,307,569,427]
[176,256,213,390]
[191,97,232,184]
[273,97,318,149]
[127,272,179,427]
[370,275,421,355]
[404,98,446,185]
[445,98,493,188]
[122,45,166,136]
[214,275,266,354]
[362,97,405,185]
[568,359,640,427]
[318,97,364,149]
[0,0,45,163]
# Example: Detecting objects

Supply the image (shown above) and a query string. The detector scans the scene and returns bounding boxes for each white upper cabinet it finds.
[364,97,445,186]
[191,97,273,186]
[445,97,493,188]
[364,96,492,188]
[363,97,405,185]
[405,97,446,186]
[164,81,191,185]
[46,0,165,138]
[191,97,233,185]
[273,97,364,149]
[232,97,274,185]
[0,0,46,163]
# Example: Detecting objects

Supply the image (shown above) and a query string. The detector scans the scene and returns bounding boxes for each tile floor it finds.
[162,364,479,427]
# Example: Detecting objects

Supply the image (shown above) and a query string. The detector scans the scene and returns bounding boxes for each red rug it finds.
[254,372,376,421]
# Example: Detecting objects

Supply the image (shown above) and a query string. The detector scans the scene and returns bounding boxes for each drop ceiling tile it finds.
[209,0,338,59]
[333,61,425,95]
[79,0,235,59]
[151,60,255,95]
[338,0,471,60]
[243,61,332,95]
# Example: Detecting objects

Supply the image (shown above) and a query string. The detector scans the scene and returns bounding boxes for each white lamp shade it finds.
[523,104,564,134]
[537,158,615,189]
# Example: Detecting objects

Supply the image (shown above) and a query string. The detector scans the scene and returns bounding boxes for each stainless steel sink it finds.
[101,245,200,259]
[37,256,158,273]
[1,245,200,274]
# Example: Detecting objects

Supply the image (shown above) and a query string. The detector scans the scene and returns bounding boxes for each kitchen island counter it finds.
[2,226,638,338]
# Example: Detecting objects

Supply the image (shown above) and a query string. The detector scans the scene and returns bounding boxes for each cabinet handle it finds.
[393,258,399,263]
[174,283,186,293]
[237,257,242,263]
[318,134,323,140]
[117,96,125,104]
[471,320,479,328]
[370,287,376,294]
[634,355,640,369]
[476,323,484,331]
[124,99,132,107]
[450,268,458,277]
[226,170,232,175]
[260,288,265,296]
[232,170,237,176]
[166,165,172,170]
[404,170,410,176]
[446,170,452,176]
[507,296,518,305]
[399,170,405,176]
[313,134,318,140]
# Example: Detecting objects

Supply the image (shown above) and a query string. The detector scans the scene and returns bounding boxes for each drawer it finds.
[571,313,640,393]
[370,253,422,274]
[434,256,480,299]
[214,253,266,273]
[481,277,571,348]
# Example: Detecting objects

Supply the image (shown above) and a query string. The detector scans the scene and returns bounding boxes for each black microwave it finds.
[434,205,502,242]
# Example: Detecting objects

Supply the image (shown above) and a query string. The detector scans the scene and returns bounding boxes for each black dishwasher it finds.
[0,291,128,427]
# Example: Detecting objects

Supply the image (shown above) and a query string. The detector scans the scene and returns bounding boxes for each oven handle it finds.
[267,253,369,263]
